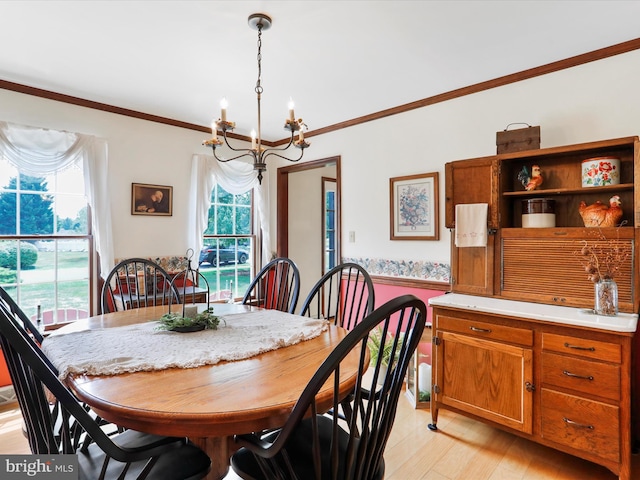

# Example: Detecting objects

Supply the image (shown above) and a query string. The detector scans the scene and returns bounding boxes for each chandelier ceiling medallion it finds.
[203,13,310,184]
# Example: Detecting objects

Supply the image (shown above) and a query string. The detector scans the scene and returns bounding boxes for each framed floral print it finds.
[389,172,439,240]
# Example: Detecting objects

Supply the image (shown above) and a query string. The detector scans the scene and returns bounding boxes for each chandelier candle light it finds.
[203,13,310,184]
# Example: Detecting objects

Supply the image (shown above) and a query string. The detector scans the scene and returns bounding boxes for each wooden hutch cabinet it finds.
[430,295,636,480]
[446,136,639,312]
[433,136,640,480]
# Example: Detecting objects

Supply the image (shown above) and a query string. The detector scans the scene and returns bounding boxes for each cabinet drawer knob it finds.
[564,342,595,352]
[563,417,594,430]
[562,370,594,381]
[470,326,491,333]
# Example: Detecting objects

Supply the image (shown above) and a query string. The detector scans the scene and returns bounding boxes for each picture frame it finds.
[390,172,439,240]
[131,183,173,216]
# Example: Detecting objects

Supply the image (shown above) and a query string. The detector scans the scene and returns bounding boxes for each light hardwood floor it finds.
[1,397,637,479]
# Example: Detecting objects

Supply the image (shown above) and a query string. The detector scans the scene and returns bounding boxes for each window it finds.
[200,184,254,301]
[0,157,91,326]
[323,178,337,274]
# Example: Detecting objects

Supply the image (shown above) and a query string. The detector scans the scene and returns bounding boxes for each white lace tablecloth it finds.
[42,310,328,380]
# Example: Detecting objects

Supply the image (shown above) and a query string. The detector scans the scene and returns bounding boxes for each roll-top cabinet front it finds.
[432,311,533,433]
[500,227,636,311]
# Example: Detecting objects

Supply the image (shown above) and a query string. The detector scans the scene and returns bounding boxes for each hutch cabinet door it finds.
[445,157,499,296]
[445,157,499,229]
[432,315,533,434]
[450,235,495,295]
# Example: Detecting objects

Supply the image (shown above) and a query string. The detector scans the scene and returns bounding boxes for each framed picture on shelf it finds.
[131,183,173,216]
[390,172,439,240]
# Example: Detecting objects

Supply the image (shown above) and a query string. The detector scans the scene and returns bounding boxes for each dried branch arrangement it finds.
[576,225,629,283]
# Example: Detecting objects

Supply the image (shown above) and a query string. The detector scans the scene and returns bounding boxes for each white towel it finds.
[455,203,488,247]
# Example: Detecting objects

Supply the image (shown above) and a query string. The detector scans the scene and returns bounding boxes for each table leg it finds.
[191,436,235,480]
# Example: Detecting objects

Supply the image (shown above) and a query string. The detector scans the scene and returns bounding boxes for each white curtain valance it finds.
[0,121,114,278]
[188,155,271,267]
[0,121,89,175]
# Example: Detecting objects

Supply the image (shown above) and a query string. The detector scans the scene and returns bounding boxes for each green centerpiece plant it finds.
[156,307,224,332]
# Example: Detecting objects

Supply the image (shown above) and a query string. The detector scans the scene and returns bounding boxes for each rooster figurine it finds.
[517,165,543,191]
[578,195,623,227]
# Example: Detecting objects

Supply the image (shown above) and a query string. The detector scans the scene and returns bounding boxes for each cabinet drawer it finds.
[542,333,621,363]
[541,389,619,463]
[436,315,532,346]
[541,352,620,401]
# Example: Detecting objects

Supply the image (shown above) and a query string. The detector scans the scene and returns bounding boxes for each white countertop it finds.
[428,293,638,333]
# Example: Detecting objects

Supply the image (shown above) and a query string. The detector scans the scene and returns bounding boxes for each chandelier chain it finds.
[255,24,263,95]
[204,13,309,185]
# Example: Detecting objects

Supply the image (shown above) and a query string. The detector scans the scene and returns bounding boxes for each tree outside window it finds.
[199,185,254,301]
[0,158,91,326]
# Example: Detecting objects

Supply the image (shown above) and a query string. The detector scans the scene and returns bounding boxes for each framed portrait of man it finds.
[131,183,173,216]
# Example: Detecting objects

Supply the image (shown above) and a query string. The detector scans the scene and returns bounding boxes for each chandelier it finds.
[203,13,310,184]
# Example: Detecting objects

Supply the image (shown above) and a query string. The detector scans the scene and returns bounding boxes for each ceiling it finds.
[1,1,640,141]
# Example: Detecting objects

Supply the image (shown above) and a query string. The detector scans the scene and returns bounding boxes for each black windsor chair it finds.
[101,258,181,313]
[0,285,44,343]
[300,262,375,330]
[0,286,124,443]
[241,257,301,314]
[230,294,427,480]
[0,301,211,480]
[299,263,376,423]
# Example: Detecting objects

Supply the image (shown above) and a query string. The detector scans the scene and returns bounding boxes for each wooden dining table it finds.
[44,304,361,480]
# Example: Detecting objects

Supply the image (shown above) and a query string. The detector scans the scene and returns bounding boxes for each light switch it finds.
[349,231,355,242]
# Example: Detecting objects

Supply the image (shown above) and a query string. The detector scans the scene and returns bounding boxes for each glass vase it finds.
[594,278,618,316]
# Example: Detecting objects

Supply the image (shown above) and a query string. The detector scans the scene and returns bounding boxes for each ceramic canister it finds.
[522,198,555,228]
[581,156,620,187]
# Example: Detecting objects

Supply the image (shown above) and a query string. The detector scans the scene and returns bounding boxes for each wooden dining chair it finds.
[101,258,181,313]
[0,286,124,442]
[230,294,427,480]
[299,263,376,423]
[0,301,211,480]
[241,257,301,314]
[300,262,375,330]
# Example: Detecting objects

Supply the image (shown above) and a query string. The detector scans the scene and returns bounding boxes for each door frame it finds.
[276,156,341,262]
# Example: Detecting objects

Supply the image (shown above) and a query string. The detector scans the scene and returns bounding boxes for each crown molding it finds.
[2,37,639,146]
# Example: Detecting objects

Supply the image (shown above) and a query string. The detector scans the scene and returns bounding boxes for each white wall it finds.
[293,49,640,268]
[0,88,217,261]
[2,48,640,273]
